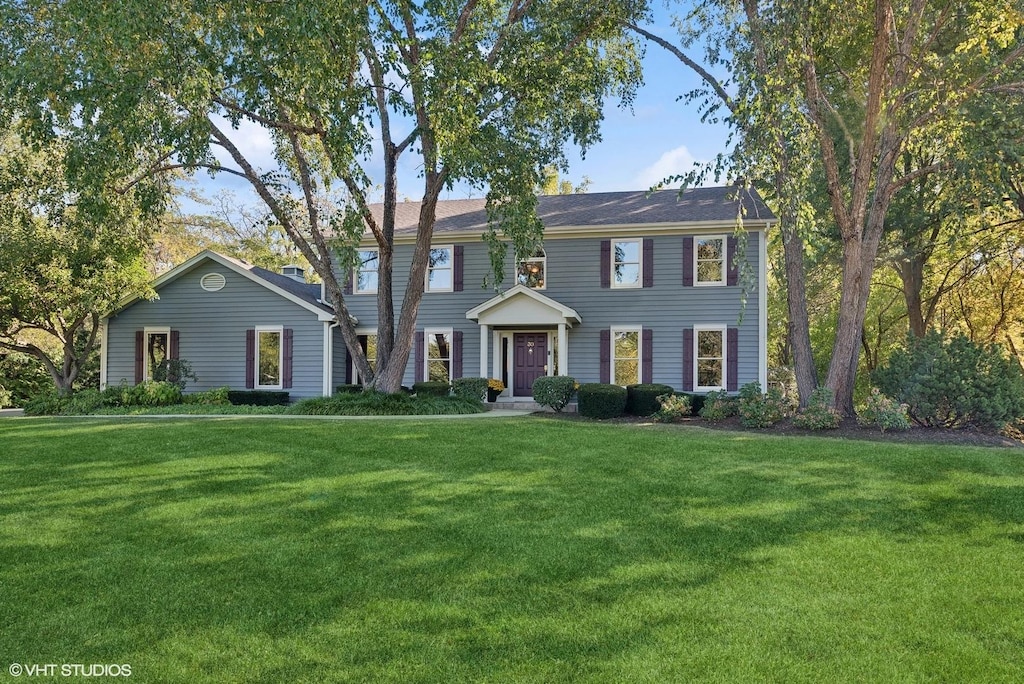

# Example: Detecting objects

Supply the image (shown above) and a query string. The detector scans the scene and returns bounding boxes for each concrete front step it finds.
[488,400,577,413]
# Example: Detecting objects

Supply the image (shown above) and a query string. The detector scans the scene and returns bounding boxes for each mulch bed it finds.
[545,412,1024,449]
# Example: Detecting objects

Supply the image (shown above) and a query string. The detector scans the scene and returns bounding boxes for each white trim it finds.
[354,248,380,294]
[423,327,454,383]
[557,323,568,377]
[350,328,379,385]
[694,325,728,392]
[199,272,226,291]
[465,284,581,325]
[610,239,642,289]
[323,322,336,396]
[610,326,642,386]
[479,324,489,378]
[759,228,769,389]
[425,245,455,293]
[254,325,284,390]
[99,317,108,390]
[506,330,554,398]
[694,235,727,287]
[143,326,171,382]
[492,329,502,392]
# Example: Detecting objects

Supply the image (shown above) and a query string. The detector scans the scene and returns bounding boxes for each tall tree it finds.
[1,0,647,393]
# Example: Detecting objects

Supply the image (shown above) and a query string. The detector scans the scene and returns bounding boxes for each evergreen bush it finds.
[577,383,627,419]
[227,390,290,406]
[412,381,451,397]
[625,383,675,416]
[452,377,488,402]
[532,376,577,412]
[334,384,363,394]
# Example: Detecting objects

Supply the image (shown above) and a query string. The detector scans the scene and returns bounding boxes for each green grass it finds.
[2,417,1023,682]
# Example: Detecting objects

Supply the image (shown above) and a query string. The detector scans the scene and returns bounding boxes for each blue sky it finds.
[182,9,732,215]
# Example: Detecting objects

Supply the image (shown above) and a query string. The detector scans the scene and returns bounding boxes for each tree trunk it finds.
[780,217,818,406]
[897,256,927,337]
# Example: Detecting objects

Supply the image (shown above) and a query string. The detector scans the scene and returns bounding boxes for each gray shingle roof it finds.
[216,252,331,313]
[372,186,775,235]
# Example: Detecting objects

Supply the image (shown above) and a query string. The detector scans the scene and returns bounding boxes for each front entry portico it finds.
[466,285,581,398]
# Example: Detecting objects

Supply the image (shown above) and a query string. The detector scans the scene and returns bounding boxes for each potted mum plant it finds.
[487,379,505,402]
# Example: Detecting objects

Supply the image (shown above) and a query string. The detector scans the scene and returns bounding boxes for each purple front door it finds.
[513,333,548,396]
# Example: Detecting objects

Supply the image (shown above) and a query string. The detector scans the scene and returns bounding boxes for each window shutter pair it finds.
[245,328,293,389]
[134,330,179,384]
[683,236,739,286]
[599,328,653,384]
[681,327,738,392]
[600,239,655,288]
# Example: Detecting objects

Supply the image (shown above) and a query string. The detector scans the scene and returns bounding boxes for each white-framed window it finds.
[611,326,641,386]
[144,327,171,381]
[612,239,642,288]
[694,325,726,391]
[256,325,283,389]
[517,247,546,289]
[355,248,379,294]
[425,328,453,383]
[426,246,454,292]
[695,236,726,286]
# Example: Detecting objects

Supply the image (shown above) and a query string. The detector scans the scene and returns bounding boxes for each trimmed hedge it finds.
[532,376,576,412]
[577,383,627,419]
[227,390,290,406]
[412,381,451,397]
[335,384,363,395]
[452,377,488,402]
[625,383,675,417]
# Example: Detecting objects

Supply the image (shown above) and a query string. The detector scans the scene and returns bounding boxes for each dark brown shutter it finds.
[642,328,653,384]
[600,240,611,288]
[599,329,611,384]
[642,238,654,288]
[682,236,694,287]
[169,330,179,360]
[452,330,463,379]
[727,327,739,392]
[245,329,256,389]
[343,271,353,295]
[727,236,739,286]
[453,245,464,292]
[682,327,694,392]
[344,344,353,385]
[282,328,294,389]
[414,331,424,383]
[134,331,144,384]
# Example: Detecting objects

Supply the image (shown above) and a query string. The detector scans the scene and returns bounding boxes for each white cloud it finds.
[209,114,278,172]
[631,145,703,189]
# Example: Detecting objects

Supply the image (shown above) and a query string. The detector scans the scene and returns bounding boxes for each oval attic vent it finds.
[200,273,226,292]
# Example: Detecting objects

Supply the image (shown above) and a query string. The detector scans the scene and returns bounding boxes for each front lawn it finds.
[2,417,1022,682]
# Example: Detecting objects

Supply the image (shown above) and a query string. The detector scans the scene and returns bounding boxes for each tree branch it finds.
[628,24,734,112]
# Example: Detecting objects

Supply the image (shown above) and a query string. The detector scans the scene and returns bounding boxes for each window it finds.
[145,328,170,381]
[612,240,641,288]
[695,236,725,285]
[426,246,453,292]
[695,326,725,390]
[355,249,379,293]
[425,329,452,383]
[611,327,641,386]
[517,248,546,289]
[352,332,378,383]
[256,326,283,389]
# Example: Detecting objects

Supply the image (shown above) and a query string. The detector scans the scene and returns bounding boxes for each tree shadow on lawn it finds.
[2,418,1023,681]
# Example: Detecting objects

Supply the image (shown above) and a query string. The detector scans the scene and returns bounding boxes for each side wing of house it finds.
[103,258,332,399]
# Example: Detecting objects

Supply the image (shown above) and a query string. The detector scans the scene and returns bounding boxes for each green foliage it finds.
[0,351,52,406]
[792,387,841,430]
[653,393,691,423]
[625,383,675,417]
[698,390,738,422]
[873,331,1024,428]
[182,387,231,406]
[0,385,10,408]
[334,384,363,395]
[412,381,451,398]
[22,392,68,416]
[152,358,197,390]
[451,377,488,402]
[288,392,485,416]
[531,376,577,412]
[104,381,183,407]
[738,382,792,428]
[227,390,290,406]
[857,389,911,433]
[577,383,627,419]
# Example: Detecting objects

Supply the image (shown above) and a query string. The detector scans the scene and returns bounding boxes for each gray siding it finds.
[106,260,327,398]
[340,231,763,391]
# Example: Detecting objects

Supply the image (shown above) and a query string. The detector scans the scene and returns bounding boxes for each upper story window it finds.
[695,236,725,285]
[517,248,546,289]
[426,246,454,292]
[355,249,379,294]
[612,240,642,288]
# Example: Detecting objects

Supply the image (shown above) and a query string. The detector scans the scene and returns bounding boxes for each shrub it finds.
[104,381,183,407]
[334,384,363,394]
[0,385,11,409]
[625,383,675,417]
[288,391,486,416]
[23,391,68,416]
[152,358,197,389]
[653,393,691,422]
[182,386,231,405]
[792,387,841,430]
[412,381,450,397]
[738,381,791,428]
[227,390,290,406]
[683,393,706,416]
[698,390,737,421]
[452,377,488,402]
[857,389,911,432]
[873,331,1024,428]
[63,388,106,414]
[577,383,627,419]
[532,376,577,412]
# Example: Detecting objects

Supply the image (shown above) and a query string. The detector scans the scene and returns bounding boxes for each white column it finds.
[479,324,489,378]
[558,323,568,376]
